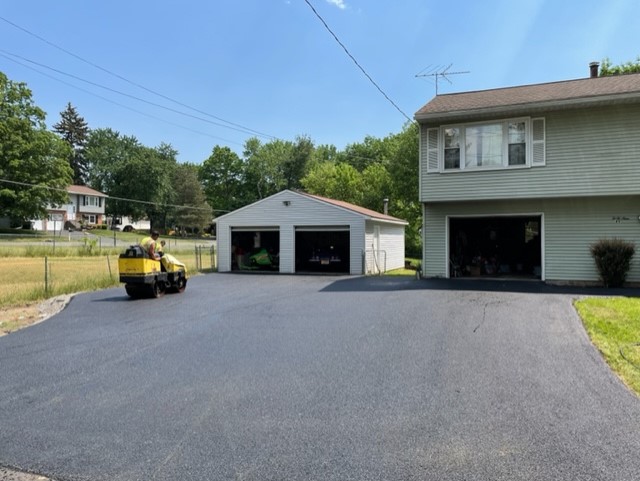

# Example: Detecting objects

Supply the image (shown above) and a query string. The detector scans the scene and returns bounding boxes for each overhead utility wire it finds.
[0,49,269,140]
[302,0,413,123]
[1,16,399,168]
[0,179,230,213]
[0,15,275,140]
[0,53,244,147]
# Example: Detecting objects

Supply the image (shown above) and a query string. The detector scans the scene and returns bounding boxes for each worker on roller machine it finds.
[140,230,162,260]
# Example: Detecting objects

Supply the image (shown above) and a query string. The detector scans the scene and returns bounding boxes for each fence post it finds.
[44,256,49,293]
[107,255,113,280]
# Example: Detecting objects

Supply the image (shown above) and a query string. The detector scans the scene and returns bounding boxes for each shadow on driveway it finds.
[321,275,640,296]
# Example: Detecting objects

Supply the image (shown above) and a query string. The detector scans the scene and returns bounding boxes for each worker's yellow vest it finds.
[140,236,156,255]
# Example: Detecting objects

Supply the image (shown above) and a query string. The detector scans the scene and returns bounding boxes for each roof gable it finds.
[215,190,407,225]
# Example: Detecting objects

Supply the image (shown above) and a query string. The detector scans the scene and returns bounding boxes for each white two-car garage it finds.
[215,190,407,275]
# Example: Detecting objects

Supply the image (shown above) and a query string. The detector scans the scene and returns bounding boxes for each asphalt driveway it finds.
[1,275,639,480]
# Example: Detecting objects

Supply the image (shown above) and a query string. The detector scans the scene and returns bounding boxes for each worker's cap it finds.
[151,230,160,237]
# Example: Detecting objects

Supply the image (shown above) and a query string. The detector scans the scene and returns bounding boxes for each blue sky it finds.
[1,0,638,163]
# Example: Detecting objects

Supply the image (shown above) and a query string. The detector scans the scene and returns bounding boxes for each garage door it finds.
[295,226,350,273]
[449,216,542,279]
[231,227,280,271]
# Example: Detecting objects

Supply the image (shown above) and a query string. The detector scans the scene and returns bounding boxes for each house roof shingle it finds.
[66,185,108,197]
[414,72,640,121]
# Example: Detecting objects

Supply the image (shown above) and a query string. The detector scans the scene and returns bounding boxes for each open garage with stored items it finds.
[449,215,542,279]
[215,190,408,275]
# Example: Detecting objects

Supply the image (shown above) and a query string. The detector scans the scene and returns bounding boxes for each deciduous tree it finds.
[199,145,244,213]
[0,72,72,223]
[171,162,212,232]
[600,56,640,76]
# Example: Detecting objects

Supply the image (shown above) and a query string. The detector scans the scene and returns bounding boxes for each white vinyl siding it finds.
[216,191,369,275]
[364,221,405,273]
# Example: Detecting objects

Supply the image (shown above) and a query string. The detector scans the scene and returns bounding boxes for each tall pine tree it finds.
[53,103,90,185]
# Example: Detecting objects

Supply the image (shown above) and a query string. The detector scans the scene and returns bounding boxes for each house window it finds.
[441,118,533,171]
[444,128,461,169]
[84,196,101,207]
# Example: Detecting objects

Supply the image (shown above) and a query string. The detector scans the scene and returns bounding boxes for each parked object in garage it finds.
[118,245,188,298]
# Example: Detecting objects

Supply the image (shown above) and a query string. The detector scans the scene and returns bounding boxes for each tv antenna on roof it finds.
[415,64,470,95]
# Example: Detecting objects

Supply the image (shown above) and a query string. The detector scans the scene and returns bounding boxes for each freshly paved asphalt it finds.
[1,275,639,481]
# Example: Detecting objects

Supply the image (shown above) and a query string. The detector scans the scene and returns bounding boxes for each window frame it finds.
[439,117,533,173]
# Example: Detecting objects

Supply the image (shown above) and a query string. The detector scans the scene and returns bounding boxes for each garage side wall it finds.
[365,221,406,272]
[216,191,366,274]
[423,196,640,283]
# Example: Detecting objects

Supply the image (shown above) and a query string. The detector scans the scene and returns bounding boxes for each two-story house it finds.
[415,63,640,284]
[33,185,108,231]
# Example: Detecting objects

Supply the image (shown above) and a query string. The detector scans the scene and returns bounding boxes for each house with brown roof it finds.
[414,63,640,284]
[32,185,108,231]
[214,189,408,275]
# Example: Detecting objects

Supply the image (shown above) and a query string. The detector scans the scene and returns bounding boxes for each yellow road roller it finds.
[118,245,188,298]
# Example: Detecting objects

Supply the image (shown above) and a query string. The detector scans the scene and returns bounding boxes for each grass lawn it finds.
[386,258,421,276]
[574,296,640,396]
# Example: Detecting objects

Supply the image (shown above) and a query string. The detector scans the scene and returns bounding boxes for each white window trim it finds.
[439,117,534,173]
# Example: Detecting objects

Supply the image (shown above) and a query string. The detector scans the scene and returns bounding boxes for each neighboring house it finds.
[33,185,108,231]
[215,189,408,275]
[414,63,640,284]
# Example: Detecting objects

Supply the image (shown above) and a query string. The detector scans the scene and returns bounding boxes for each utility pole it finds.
[415,64,470,95]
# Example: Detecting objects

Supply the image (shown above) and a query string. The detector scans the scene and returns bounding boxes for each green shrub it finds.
[590,238,635,287]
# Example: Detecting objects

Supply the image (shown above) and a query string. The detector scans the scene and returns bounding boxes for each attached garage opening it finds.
[231,228,280,271]
[449,216,541,279]
[295,227,350,274]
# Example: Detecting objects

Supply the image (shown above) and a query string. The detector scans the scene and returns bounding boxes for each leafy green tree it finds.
[0,72,72,223]
[199,145,245,213]
[360,162,393,212]
[302,162,364,205]
[385,123,421,256]
[600,56,640,76]
[171,162,212,232]
[340,135,391,171]
[243,137,292,201]
[53,102,90,185]
[85,129,177,229]
[283,135,314,189]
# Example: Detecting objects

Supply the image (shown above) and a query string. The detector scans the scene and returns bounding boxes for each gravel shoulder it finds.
[0,295,73,336]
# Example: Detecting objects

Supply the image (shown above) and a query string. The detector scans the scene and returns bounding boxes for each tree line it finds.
[0,70,422,254]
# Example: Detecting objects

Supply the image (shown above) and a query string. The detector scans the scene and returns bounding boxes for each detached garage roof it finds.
[214,189,408,225]
[296,191,407,224]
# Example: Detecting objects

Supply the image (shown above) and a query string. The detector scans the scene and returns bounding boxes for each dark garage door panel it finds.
[295,228,350,273]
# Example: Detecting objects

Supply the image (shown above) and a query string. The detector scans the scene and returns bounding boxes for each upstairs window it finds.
[433,117,544,172]
[83,196,102,207]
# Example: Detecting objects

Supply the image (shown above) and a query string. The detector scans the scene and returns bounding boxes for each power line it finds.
[302,0,413,123]
[0,49,273,140]
[0,15,402,168]
[0,14,275,140]
[0,179,229,213]
[0,52,244,148]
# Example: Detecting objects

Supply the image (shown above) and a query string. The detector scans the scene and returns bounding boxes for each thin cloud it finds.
[326,0,347,10]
